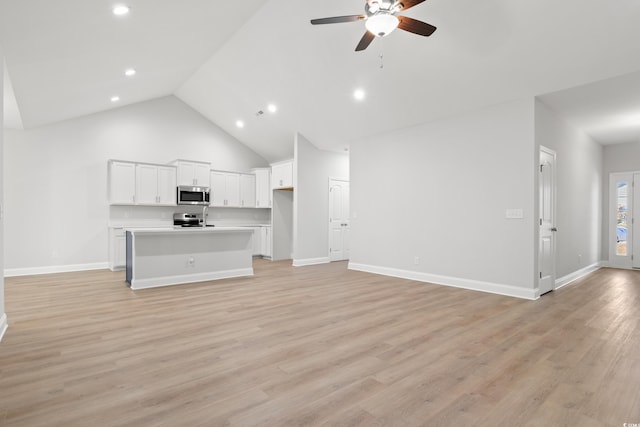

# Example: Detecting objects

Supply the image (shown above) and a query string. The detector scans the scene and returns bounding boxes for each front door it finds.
[610,173,634,269]
[329,179,350,261]
[539,147,556,295]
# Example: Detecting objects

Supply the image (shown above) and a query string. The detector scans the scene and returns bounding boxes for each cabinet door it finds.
[254,169,271,208]
[240,174,256,207]
[136,164,159,205]
[194,163,210,187]
[157,166,177,205]
[272,160,293,189]
[210,171,227,206]
[177,162,197,186]
[261,226,272,257]
[109,228,126,271]
[109,161,136,204]
[251,227,262,256]
[225,173,240,207]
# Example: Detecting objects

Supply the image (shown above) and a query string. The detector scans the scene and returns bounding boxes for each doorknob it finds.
[551,227,558,232]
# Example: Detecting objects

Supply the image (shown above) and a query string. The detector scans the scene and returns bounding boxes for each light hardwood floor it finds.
[1,260,639,426]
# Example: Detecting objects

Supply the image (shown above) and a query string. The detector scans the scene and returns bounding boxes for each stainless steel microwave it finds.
[177,186,210,205]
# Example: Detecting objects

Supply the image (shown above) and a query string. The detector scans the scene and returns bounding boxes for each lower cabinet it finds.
[261,226,272,258]
[250,227,262,256]
[249,226,271,258]
[109,228,126,271]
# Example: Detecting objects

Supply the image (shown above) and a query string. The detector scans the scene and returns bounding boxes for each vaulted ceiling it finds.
[3,0,640,162]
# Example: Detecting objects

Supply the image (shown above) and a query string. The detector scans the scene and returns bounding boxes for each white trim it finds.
[0,314,7,343]
[348,263,538,300]
[539,145,557,294]
[4,262,110,277]
[293,257,330,267]
[555,262,602,290]
[129,268,253,290]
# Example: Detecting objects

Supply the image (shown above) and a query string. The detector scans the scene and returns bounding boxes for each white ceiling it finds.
[3,0,640,162]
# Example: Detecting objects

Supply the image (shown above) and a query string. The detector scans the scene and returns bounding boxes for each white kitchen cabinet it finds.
[172,160,210,187]
[261,226,272,258]
[271,160,293,189]
[239,174,256,208]
[108,160,136,205]
[210,171,240,207]
[250,227,262,256]
[135,164,177,206]
[253,168,271,208]
[109,227,126,271]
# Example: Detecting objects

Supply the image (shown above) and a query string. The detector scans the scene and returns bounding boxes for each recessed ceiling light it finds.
[354,89,366,101]
[113,5,130,16]
[124,68,136,77]
[236,120,245,128]
[267,104,277,113]
[111,96,120,102]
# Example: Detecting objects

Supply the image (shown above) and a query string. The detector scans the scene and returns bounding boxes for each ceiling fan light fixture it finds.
[365,13,399,37]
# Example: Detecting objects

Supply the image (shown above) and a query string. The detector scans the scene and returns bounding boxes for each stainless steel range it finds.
[173,212,204,227]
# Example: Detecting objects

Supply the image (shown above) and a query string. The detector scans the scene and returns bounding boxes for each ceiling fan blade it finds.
[310,15,365,25]
[355,31,376,51]
[396,0,427,11]
[397,16,437,36]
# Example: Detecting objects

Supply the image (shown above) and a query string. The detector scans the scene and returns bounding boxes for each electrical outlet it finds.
[414,256,420,265]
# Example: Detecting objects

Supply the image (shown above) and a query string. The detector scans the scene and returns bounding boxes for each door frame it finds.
[538,146,557,296]
[328,178,350,262]
[608,172,636,269]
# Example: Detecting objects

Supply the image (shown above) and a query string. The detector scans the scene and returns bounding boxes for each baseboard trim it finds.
[292,257,331,267]
[348,263,537,300]
[555,262,602,290]
[4,262,110,277]
[0,313,7,343]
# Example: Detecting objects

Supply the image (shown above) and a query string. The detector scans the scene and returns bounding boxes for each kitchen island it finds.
[125,227,254,290]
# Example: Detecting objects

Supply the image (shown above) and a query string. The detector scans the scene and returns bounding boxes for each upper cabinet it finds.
[108,160,176,206]
[271,160,293,190]
[172,159,210,187]
[108,160,136,205]
[136,164,177,206]
[253,168,271,208]
[239,174,256,208]
[210,171,258,208]
[210,171,240,207]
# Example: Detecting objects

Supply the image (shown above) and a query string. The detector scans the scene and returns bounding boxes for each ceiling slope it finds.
[0,0,269,128]
[177,0,640,162]
[3,0,640,162]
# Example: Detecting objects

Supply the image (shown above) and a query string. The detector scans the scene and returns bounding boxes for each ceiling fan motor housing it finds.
[365,0,403,17]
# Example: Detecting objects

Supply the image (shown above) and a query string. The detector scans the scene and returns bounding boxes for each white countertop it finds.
[126,226,254,234]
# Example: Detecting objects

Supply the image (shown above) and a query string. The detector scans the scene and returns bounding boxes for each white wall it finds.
[349,98,537,299]
[535,100,603,281]
[293,133,349,265]
[3,96,268,273]
[601,141,640,261]
[1,44,7,341]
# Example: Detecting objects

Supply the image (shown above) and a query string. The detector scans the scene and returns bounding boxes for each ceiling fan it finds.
[310,0,437,51]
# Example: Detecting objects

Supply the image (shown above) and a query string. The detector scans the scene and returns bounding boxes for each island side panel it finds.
[128,229,254,289]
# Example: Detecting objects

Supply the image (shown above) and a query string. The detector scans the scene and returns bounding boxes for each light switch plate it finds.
[505,208,524,219]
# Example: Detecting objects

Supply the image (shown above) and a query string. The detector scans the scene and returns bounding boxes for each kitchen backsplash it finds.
[109,205,271,227]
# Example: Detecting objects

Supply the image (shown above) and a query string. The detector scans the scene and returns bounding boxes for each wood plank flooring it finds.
[1,261,639,426]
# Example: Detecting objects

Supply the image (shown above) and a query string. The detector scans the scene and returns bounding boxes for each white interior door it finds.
[329,179,350,261]
[539,147,556,295]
